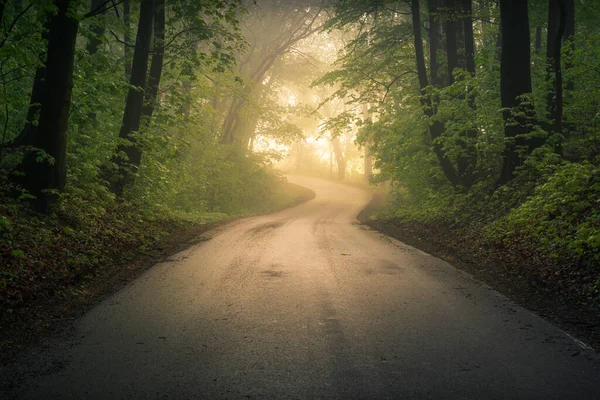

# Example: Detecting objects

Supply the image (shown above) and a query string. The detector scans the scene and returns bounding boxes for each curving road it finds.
[2,175,600,399]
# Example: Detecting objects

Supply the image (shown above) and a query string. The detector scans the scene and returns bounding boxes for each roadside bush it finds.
[487,161,600,269]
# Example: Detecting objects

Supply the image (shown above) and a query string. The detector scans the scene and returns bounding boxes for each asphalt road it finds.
[2,175,600,399]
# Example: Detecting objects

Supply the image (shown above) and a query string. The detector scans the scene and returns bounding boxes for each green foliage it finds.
[320,0,600,302]
[488,162,600,267]
[0,0,309,319]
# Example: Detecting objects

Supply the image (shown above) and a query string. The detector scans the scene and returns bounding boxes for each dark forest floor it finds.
[359,192,600,352]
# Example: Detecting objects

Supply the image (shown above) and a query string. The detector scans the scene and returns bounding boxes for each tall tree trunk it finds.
[553,0,567,134]
[221,92,248,144]
[182,80,192,118]
[86,0,107,121]
[494,27,502,66]
[331,136,345,181]
[20,0,78,210]
[412,0,430,90]
[564,0,575,91]
[497,0,533,185]
[112,0,154,195]
[14,65,46,147]
[123,0,132,76]
[141,0,165,121]
[12,25,51,148]
[462,0,476,75]
[458,0,477,187]
[362,103,372,181]
[427,0,443,87]
[296,139,303,174]
[86,0,106,55]
[546,0,561,122]
[445,0,459,85]
[413,0,460,186]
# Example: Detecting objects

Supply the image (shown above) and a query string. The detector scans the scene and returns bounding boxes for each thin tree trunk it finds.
[458,0,477,187]
[445,0,459,85]
[20,0,78,210]
[112,0,154,195]
[497,0,533,185]
[123,0,132,76]
[331,136,345,181]
[414,0,461,186]
[427,0,443,87]
[141,0,165,121]
[564,0,574,91]
[546,0,560,122]
[362,103,373,180]
[494,27,502,66]
[85,0,107,121]
[462,0,476,75]
[553,0,567,133]
[86,0,106,55]
[182,80,192,118]
[412,0,429,90]
[296,139,302,174]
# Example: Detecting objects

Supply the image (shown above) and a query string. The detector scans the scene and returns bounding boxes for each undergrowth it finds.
[376,158,600,304]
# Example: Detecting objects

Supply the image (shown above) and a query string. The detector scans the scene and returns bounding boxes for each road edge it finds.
[356,194,599,352]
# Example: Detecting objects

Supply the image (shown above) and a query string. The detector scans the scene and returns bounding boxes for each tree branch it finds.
[0,3,33,49]
[84,0,125,19]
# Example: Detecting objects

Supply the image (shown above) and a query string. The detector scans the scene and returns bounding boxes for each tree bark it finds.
[445,0,459,85]
[546,0,561,121]
[331,136,346,181]
[141,0,165,121]
[427,0,444,87]
[458,0,477,187]
[362,104,373,181]
[85,0,108,122]
[112,0,154,195]
[14,65,46,147]
[123,0,132,76]
[416,0,461,186]
[86,0,106,55]
[564,0,574,91]
[461,0,476,75]
[553,0,567,133]
[181,80,192,118]
[20,0,78,210]
[497,0,533,185]
[220,7,322,146]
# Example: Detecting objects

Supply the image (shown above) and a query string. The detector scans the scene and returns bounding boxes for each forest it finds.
[1,0,599,351]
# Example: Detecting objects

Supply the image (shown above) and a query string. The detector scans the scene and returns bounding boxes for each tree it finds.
[413,0,461,186]
[141,0,165,121]
[111,0,154,195]
[86,0,106,55]
[18,0,79,210]
[220,0,324,146]
[497,0,533,185]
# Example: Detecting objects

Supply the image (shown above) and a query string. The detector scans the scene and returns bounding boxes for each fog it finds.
[223,0,371,183]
